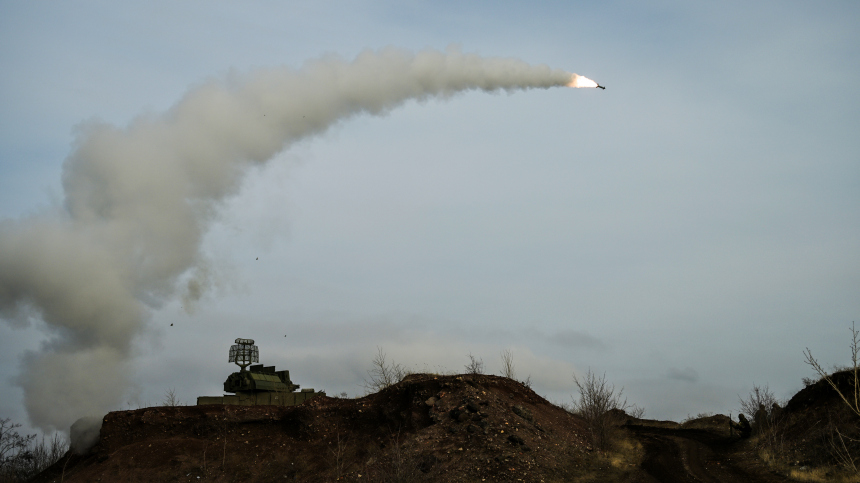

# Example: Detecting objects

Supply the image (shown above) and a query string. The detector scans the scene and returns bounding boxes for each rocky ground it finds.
[32,371,857,482]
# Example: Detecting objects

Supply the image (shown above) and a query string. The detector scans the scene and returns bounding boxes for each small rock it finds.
[450,408,468,422]
[425,397,437,407]
[511,405,533,422]
[507,434,525,446]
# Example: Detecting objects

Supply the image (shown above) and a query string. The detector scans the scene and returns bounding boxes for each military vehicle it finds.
[197,338,323,406]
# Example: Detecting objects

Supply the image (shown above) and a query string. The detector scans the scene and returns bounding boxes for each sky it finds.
[1,1,858,435]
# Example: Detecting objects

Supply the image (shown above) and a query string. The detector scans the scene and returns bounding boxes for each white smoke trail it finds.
[0,47,576,432]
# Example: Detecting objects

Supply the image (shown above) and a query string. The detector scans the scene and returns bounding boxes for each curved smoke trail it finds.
[0,47,577,432]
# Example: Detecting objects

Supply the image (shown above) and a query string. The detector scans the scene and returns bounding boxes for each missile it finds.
[597,85,606,90]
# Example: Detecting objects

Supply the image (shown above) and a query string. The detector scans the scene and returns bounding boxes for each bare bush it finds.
[500,349,516,379]
[464,353,484,375]
[381,427,424,482]
[363,347,409,394]
[738,383,778,428]
[757,409,789,465]
[827,416,859,473]
[804,322,860,473]
[737,383,791,464]
[521,374,532,389]
[0,419,33,472]
[571,369,630,451]
[161,387,181,407]
[557,400,575,413]
[0,419,68,482]
[804,322,860,418]
[330,425,348,479]
[628,404,646,419]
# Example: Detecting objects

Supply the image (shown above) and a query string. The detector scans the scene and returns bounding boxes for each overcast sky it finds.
[1,1,858,434]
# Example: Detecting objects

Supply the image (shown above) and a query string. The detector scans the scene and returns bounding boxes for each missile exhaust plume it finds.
[0,47,589,432]
[567,74,600,88]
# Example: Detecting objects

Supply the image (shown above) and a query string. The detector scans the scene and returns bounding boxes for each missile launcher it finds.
[197,338,323,406]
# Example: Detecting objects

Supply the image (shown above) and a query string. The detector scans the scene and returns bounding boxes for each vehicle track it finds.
[626,425,788,483]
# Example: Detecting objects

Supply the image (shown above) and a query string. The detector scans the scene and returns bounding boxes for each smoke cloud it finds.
[0,47,575,432]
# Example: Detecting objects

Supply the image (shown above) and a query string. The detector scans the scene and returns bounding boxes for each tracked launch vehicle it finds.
[197,338,323,406]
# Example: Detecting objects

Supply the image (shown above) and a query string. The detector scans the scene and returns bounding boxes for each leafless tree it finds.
[738,383,778,425]
[363,347,409,394]
[161,387,181,407]
[330,425,348,479]
[628,404,646,419]
[0,418,35,481]
[500,349,516,379]
[376,425,424,483]
[571,369,630,451]
[804,322,860,418]
[464,353,484,375]
[804,322,860,473]
[0,419,67,482]
[521,374,532,389]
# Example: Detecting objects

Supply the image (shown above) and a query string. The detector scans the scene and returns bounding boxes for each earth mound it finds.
[34,374,589,482]
[774,369,860,469]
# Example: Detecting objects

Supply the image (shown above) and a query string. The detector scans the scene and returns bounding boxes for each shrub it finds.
[571,369,631,451]
[464,353,484,375]
[500,349,516,379]
[738,383,779,429]
[804,322,860,474]
[0,418,68,482]
[362,347,409,394]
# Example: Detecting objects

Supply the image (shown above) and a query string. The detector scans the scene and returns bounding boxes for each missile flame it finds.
[567,74,600,88]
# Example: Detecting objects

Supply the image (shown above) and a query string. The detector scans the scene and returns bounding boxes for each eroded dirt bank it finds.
[35,374,592,482]
[33,374,800,482]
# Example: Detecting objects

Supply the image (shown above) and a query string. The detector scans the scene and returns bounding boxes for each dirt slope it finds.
[35,371,839,482]
[34,374,592,482]
[625,424,789,483]
[778,369,860,468]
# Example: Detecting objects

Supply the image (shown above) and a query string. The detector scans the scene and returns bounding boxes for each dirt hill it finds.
[32,371,859,482]
[34,374,593,482]
[773,369,860,470]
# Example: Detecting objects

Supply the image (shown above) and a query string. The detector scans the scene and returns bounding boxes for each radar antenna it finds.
[228,338,259,372]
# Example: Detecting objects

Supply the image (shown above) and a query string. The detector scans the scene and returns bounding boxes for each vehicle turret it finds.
[197,338,323,407]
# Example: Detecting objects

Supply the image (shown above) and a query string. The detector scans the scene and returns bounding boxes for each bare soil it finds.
[33,373,836,482]
[35,374,591,482]
[624,423,789,482]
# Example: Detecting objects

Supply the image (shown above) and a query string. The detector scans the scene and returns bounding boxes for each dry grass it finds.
[788,466,860,482]
[680,413,732,434]
[557,431,643,482]
[608,436,643,468]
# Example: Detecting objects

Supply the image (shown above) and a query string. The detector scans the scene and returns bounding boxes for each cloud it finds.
[666,366,699,383]
[544,328,607,351]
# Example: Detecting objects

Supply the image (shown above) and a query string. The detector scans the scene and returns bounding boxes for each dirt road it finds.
[626,425,788,483]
